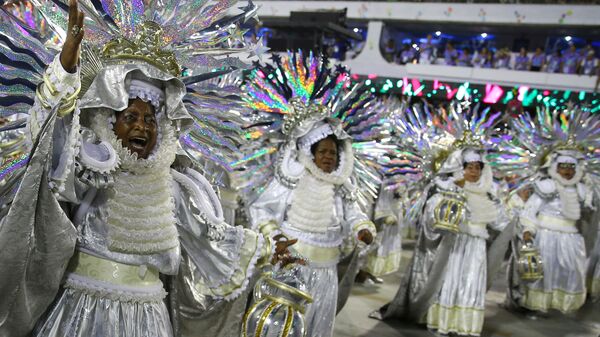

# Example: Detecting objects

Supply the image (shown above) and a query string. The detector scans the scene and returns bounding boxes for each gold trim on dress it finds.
[263,277,313,303]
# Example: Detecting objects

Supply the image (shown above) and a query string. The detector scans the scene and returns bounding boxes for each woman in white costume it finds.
[587,226,600,302]
[363,182,405,280]
[498,107,600,313]
[423,147,509,336]
[0,1,295,336]
[372,103,513,337]
[244,52,383,337]
[519,151,596,313]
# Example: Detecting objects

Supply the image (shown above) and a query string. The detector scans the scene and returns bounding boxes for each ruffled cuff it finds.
[257,220,282,238]
[37,53,81,116]
[193,229,265,301]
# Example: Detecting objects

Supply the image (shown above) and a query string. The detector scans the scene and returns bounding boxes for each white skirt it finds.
[365,222,402,277]
[522,228,586,313]
[427,233,487,337]
[33,280,172,337]
[298,264,338,337]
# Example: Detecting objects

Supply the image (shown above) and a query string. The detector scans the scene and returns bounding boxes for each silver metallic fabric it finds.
[0,109,78,337]
[375,178,513,336]
[34,287,173,337]
[0,57,265,337]
[587,227,600,302]
[298,265,338,337]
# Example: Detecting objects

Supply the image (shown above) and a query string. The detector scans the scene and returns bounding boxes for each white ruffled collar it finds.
[463,165,493,195]
[548,161,584,187]
[90,108,177,174]
[297,140,354,185]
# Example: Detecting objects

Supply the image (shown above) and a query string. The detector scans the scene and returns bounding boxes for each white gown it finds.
[425,178,508,336]
[0,55,268,337]
[519,178,592,313]
[587,228,600,301]
[248,146,374,337]
[365,187,403,277]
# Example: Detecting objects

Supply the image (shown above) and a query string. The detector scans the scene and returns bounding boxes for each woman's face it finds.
[313,138,338,173]
[464,162,482,183]
[113,98,158,159]
[557,163,576,180]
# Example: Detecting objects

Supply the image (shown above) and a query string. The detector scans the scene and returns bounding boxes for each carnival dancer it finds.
[362,181,405,281]
[506,184,533,219]
[500,107,600,314]
[0,1,296,336]
[371,102,513,337]
[519,152,596,313]
[244,52,390,337]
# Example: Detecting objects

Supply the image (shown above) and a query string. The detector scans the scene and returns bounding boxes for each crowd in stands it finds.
[382,36,599,76]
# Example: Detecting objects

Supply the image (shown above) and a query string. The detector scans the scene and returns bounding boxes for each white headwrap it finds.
[463,149,482,163]
[556,155,578,165]
[297,122,334,156]
[127,79,165,114]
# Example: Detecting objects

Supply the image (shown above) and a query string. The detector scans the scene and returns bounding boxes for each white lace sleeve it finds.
[172,168,266,301]
[520,193,544,235]
[247,179,291,237]
[342,191,376,239]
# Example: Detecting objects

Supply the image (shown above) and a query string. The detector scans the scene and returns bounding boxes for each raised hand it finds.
[60,0,85,73]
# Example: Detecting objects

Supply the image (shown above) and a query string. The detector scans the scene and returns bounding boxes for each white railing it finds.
[341,22,596,91]
[255,1,600,26]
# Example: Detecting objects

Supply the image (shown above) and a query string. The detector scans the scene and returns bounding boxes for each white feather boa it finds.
[463,165,498,224]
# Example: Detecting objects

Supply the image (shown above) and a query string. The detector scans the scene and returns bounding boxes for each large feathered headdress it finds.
[496,105,600,183]
[238,51,393,208]
[390,100,502,183]
[0,0,259,189]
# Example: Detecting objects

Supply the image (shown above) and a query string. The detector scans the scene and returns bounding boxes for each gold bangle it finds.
[42,72,59,96]
[263,277,313,303]
[61,84,81,103]
[58,98,77,117]
[35,85,52,109]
